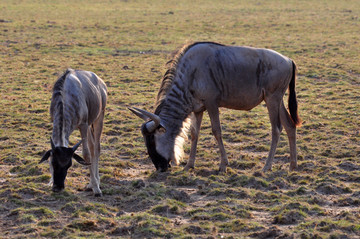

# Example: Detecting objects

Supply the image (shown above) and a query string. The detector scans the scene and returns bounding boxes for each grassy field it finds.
[1,0,359,238]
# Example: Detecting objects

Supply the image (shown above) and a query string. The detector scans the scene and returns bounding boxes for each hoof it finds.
[183,165,194,171]
[253,171,264,177]
[262,164,272,172]
[289,162,297,171]
[218,166,227,174]
[289,166,297,171]
[94,193,103,197]
[52,185,64,192]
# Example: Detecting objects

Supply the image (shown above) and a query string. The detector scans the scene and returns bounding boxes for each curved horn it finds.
[72,140,82,152]
[128,107,149,121]
[129,107,161,132]
[50,137,55,150]
[145,121,159,133]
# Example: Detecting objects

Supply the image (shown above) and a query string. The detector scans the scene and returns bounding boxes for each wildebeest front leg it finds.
[207,105,228,173]
[79,124,100,195]
[184,111,204,171]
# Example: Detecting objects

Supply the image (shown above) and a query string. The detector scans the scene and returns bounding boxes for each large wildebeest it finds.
[40,69,107,196]
[130,42,301,173]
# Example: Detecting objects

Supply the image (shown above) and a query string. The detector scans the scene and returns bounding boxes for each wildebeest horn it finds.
[128,107,149,121]
[72,140,82,152]
[128,107,161,132]
[50,137,55,150]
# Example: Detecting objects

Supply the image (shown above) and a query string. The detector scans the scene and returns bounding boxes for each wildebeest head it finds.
[129,107,171,172]
[40,138,89,192]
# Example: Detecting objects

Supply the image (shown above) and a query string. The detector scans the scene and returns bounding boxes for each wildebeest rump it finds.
[130,42,301,173]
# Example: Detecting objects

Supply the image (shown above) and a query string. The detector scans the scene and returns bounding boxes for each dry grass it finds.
[1,0,359,238]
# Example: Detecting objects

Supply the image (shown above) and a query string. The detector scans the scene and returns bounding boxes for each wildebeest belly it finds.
[85,89,103,124]
[218,86,264,111]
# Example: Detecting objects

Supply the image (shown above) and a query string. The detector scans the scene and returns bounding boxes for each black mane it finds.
[50,69,73,143]
[155,42,224,112]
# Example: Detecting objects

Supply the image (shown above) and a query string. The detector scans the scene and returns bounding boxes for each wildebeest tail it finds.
[288,61,301,127]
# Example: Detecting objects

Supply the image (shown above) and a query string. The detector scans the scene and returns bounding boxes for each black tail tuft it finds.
[288,61,301,127]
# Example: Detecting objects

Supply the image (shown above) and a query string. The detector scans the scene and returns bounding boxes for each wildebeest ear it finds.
[72,140,82,152]
[39,150,52,164]
[73,153,91,166]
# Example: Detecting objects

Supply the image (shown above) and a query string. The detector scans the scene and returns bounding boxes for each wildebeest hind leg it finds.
[280,101,297,171]
[85,127,100,194]
[263,99,282,172]
[79,124,97,193]
[79,124,91,163]
[90,110,105,197]
[184,111,203,171]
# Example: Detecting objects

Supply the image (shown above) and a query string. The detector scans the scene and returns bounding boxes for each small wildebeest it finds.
[40,69,107,196]
[130,41,301,173]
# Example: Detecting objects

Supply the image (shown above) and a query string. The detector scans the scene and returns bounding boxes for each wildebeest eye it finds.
[157,127,166,134]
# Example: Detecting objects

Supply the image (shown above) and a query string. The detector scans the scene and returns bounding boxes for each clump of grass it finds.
[150,199,186,215]
[8,207,55,224]
[118,212,174,237]
[186,208,205,217]
[274,209,307,225]
[167,172,200,186]
[286,186,312,196]
[271,177,290,189]
[101,187,124,196]
[315,182,352,195]
[37,219,58,227]
[229,159,256,170]
[13,186,44,198]
[298,219,360,235]
[210,212,234,221]
[253,191,283,205]
[10,163,43,177]
[39,229,61,238]
[226,174,269,190]
[234,208,253,219]
[183,224,210,235]
[206,187,248,199]
[51,190,79,202]
[190,212,211,221]
[272,201,310,213]
[218,219,264,233]
[67,219,98,231]
[61,201,82,214]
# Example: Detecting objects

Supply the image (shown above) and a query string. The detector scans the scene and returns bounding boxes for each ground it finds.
[0,0,359,238]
